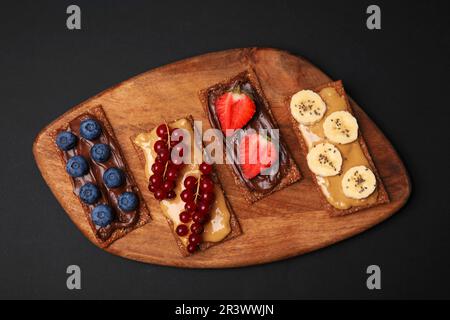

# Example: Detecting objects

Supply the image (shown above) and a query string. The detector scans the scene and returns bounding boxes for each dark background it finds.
[0,0,449,299]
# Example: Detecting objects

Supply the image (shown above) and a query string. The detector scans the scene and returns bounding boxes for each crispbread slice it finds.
[131,116,241,256]
[287,81,389,216]
[199,69,301,203]
[51,105,151,247]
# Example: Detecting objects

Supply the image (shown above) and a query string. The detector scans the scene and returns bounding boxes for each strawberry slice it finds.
[215,88,256,136]
[239,133,278,179]
[215,92,234,134]
[230,93,256,131]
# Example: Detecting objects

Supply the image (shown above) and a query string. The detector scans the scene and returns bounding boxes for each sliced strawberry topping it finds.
[214,88,256,136]
[239,132,278,179]
[215,92,234,134]
[230,94,256,131]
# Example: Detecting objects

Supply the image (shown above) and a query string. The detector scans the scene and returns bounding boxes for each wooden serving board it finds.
[33,48,411,268]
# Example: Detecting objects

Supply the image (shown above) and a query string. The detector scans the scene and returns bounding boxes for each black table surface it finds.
[0,0,449,299]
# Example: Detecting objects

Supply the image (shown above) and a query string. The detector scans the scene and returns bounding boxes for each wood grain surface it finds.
[33,48,411,268]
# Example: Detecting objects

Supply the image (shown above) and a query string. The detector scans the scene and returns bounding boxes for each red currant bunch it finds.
[148,123,184,200]
[176,161,215,253]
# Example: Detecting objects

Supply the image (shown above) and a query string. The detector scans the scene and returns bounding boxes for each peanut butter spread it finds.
[299,88,378,209]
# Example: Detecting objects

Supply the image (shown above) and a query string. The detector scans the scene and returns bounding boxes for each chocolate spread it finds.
[206,73,292,194]
[57,114,139,241]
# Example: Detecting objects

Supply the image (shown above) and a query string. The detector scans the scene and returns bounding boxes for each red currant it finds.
[189,233,202,245]
[200,176,214,193]
[155,155,167,165]
[162,180,174,192]
[154,189,167,200]
[156,124,168,140]
[187,243,198,253]
[149,174,163,188]
[151,162,164,174]
[183,176,198,190]
[148,184,156,193]
[200,192,215,204]
[197,201,210,215]
[185,201,197,213]
[166,190,176,199]
[166,166,178,181]
[153,140,167,154]
[176,224,188,236]
[180,189,194,203]
[192,211,208,224]
[158,148,170,162]
[190,223,204,235]
[179,211,191,223]
[199,162,212,175]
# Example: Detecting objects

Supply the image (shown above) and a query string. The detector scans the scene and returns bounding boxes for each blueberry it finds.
[118,192,139,212]
[66,156,89,177]
[80,119,102,140]
[56,131,77,151]
[90,143,111,163]
[103,167,124,188]
[79,183,100,204]
[91,204,114,227]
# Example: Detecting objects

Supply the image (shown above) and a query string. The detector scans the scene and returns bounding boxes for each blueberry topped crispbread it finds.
[52,105,150,247]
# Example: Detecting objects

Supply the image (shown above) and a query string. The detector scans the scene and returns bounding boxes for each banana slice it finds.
[307,142,342,177]
[323,111,358,144]
[290,90,327,125]
[342,165,377,199]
